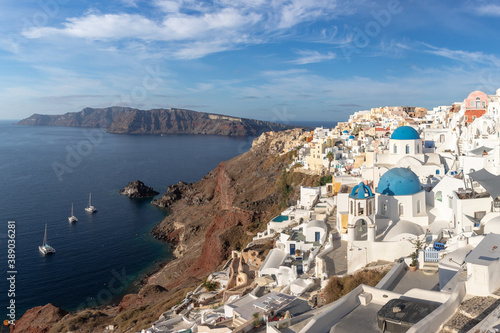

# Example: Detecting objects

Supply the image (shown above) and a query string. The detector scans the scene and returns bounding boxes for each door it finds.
[297,264,303,275]
[315,232,321,242]
[290,243,295,255]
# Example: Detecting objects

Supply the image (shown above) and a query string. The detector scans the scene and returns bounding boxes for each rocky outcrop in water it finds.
[16,107,297,136]
[119,180,159,198]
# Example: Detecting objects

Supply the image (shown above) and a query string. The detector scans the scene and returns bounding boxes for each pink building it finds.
[464,91,488,110]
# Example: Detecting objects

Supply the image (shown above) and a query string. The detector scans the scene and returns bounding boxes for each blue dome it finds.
[376,168,422,196]
[390,126,420,140]
[343,130,349,134]
[350,182,374,199]
[349,135,355,139]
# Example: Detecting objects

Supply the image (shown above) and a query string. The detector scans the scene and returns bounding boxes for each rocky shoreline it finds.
[11,129,313,333]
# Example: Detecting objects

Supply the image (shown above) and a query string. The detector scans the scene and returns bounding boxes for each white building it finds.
[465,234,500,296]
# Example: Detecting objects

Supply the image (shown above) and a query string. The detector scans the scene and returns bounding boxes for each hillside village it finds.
[140,89,500,333]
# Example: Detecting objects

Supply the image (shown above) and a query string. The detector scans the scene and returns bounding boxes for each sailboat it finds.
[85,193,97,213]
[39,223,55,255]
[68,203,78,223]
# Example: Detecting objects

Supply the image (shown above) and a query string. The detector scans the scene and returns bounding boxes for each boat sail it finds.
[85,193,97,213]
[39,224,55,255]
[68,203,78,223]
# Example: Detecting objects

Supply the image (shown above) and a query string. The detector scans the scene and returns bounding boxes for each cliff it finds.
[16,107,297,136]
[11,129,320,333]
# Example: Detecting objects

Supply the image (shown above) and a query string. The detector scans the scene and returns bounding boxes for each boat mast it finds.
[43,224,47,245]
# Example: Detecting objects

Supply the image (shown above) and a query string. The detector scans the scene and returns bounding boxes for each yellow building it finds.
[305,138,335,173]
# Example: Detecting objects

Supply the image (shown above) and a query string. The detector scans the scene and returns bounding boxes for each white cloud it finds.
[20,0,351,59]
[121,0,140,7]
[475,4,500,16]
[261,69,309,77]
[290,49,336,64]
[421,43,500,67]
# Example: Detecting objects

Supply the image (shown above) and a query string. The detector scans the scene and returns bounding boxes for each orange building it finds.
[464,109,486,123]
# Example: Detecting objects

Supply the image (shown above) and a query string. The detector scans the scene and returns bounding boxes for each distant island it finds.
[16,107,297,136]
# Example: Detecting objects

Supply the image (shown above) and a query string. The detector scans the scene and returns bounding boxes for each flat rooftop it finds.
[330,302,382,333]
[386,269,439,294]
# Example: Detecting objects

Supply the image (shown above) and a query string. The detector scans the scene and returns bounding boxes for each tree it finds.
[407,232,428,268]
[326,151,334,174]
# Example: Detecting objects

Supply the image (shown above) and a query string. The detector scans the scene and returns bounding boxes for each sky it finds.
[1,0,500,122]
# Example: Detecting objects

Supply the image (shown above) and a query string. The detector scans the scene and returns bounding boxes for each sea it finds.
[0,121,253,317]
[0,119,337,319]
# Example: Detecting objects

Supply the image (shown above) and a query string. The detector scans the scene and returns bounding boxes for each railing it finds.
[424,248,440,263]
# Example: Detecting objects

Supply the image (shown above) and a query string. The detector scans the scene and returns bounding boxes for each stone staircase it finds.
[326,206,337,233]
[233,316,247,327]
[422,262,439,275]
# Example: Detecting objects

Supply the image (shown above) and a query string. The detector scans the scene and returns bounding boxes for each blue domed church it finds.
[374,125,445,182]
[376,167,429,227]
[347,182,376,243]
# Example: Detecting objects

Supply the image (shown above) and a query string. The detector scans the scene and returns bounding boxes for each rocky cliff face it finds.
[10,304,67,333]
[16,107,297,136]
[11,128,316,333]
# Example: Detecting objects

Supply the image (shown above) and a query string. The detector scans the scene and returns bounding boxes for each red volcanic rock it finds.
[117,294,140,313]
[10,303,67,333]
[195,210,254,273]
[215,163,235,211]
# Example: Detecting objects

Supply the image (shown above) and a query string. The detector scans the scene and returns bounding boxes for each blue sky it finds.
[1,0,500,122]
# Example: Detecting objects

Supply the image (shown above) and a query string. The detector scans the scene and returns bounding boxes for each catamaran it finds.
[39,223,55,255]
[85,193,97,213]
[68,203,78,223]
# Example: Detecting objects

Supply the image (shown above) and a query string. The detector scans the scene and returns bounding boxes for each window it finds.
[350,201,353,214]
[383,202,387,214]
[406,144,410,154]
[482,101,486,108]
[417,200,421,214]
[448,197,453,209]
[358,202,363,215]
[436,191,442,202]
[436,170,440,175]
[474,211,486,220]
[368,201,372,215]
[417,145,420,153]
[394,144,397,154]
[473,116,476,121]
[471,100,474,107]
[399,203,404,216]
[476,97,481,109]
[465,116,468,121]
[440,134,445,143]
